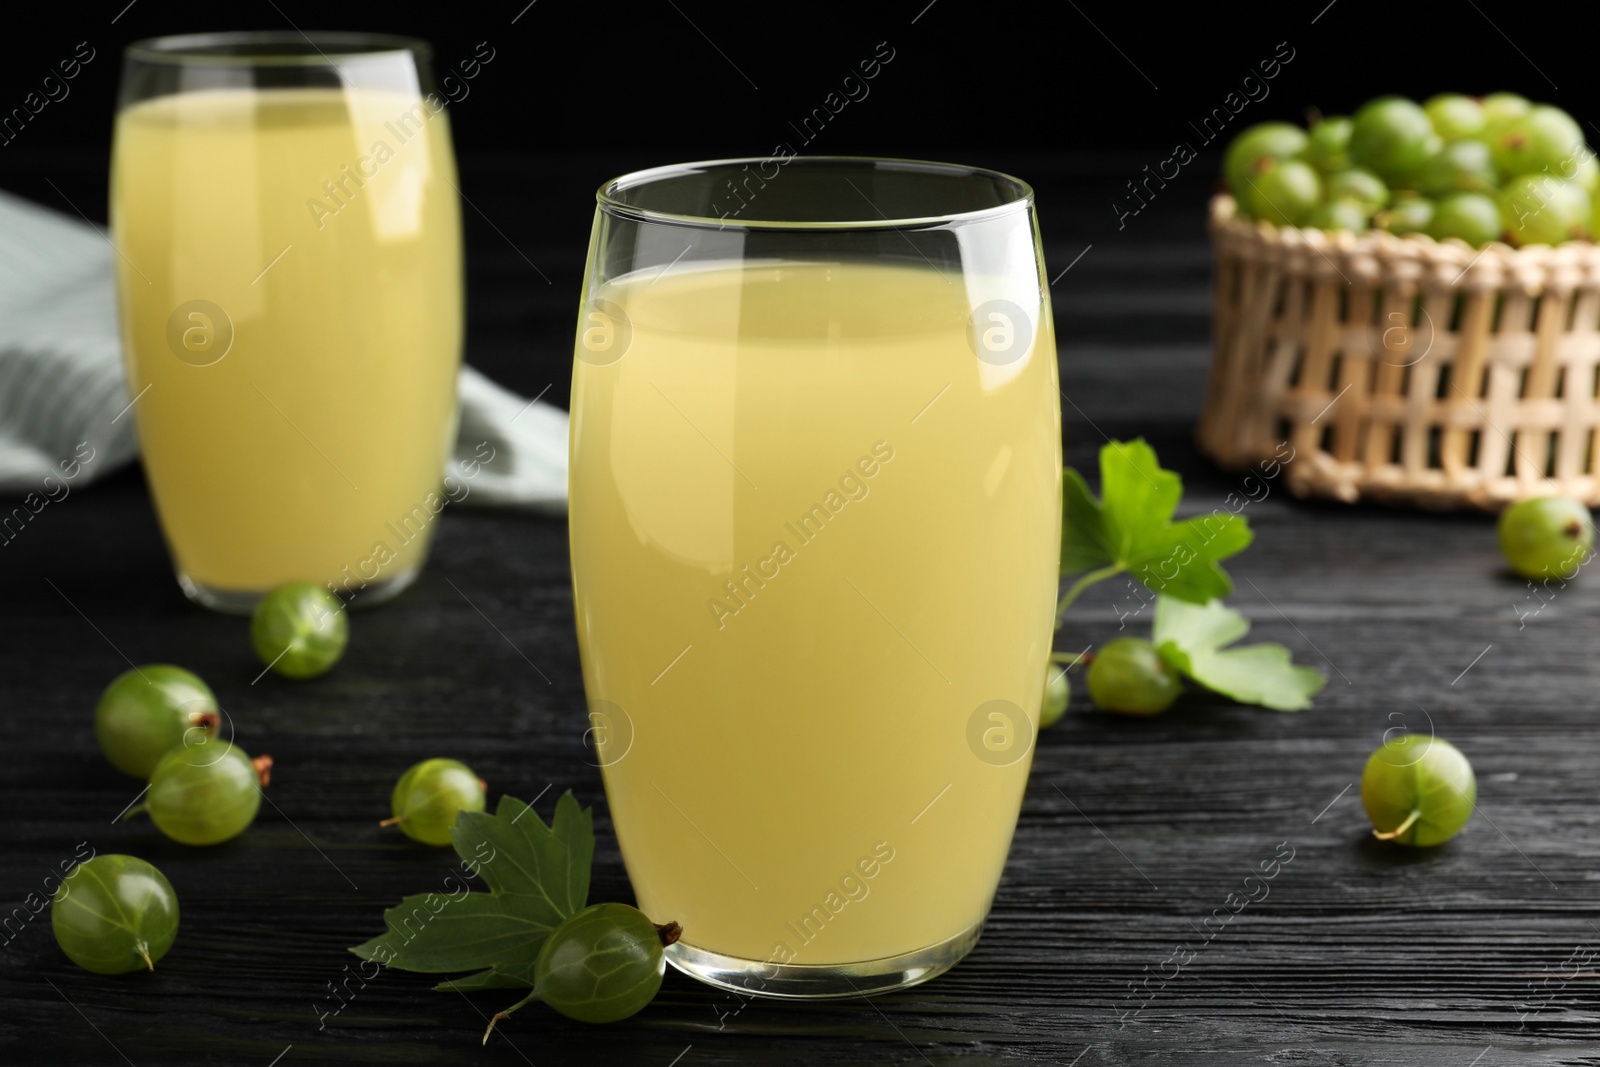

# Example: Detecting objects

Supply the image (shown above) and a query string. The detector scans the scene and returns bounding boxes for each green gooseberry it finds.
[1087,637,1181,716]
[1040,666,1069,729]
[141,738,268,846]
[1361,735,1475,846]
[1497,496,1595,580]
[251,582,348,680]
[94,665,219,779]
[384,758,486,846]
[52,855,178,974]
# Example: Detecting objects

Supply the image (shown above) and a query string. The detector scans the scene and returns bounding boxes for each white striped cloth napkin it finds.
[0,187,568,510]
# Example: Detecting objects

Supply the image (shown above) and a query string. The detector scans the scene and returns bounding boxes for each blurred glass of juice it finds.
[111,33,462,611]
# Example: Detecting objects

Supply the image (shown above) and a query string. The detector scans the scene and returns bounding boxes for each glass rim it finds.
[596,156,1035,231]
[124,31,431,66]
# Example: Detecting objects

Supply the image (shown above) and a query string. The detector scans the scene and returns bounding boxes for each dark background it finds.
[0,0,1582,160]
[3,0,1585,251]
[3,0,1582,408]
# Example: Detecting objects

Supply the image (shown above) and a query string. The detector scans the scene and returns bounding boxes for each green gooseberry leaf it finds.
[450,792,593,917]
[1152,596,1325,711]
[350,790,595,979]
[1062,438,1253,603]
[433,961,537,993]
[349,892,560,973]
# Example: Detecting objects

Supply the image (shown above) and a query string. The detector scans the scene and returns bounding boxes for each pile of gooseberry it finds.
[90,581,351,846]
[95,664,273,847]
[53,582,500,978]
[51,582,360,974]
[53,661,273,976]
[1226,93,1598,248]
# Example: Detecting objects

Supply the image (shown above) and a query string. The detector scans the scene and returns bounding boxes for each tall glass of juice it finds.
[112,33,462,612]
[569,158,1061,997]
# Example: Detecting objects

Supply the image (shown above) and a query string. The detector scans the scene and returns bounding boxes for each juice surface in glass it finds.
[570,260,1060,967]
[111,86,462,599]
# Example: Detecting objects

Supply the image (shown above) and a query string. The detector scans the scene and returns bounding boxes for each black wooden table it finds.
[3,155,1594,1066]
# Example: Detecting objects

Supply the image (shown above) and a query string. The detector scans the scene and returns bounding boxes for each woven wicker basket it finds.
[1199,192,1600,510]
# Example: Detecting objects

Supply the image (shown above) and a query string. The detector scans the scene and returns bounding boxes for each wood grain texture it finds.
[3,157,1597,1066]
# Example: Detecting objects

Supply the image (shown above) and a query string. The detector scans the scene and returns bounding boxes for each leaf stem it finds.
[483,988,542,1045]
[1049,651,1088,667]
[1055,563,1126,625]
[1372,809,1422,842]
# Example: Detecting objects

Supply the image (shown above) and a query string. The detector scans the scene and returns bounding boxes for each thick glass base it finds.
[176,568,421,615]
[666,921,981,1000]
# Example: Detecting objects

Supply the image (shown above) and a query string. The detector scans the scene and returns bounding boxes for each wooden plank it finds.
[2,161,1594,1066]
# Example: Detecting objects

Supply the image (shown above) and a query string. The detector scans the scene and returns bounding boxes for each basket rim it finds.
[1208,192,1600,274]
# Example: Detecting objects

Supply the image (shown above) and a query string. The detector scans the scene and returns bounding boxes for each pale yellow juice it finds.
[570,261,1061,965]
[111,87,462,596]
